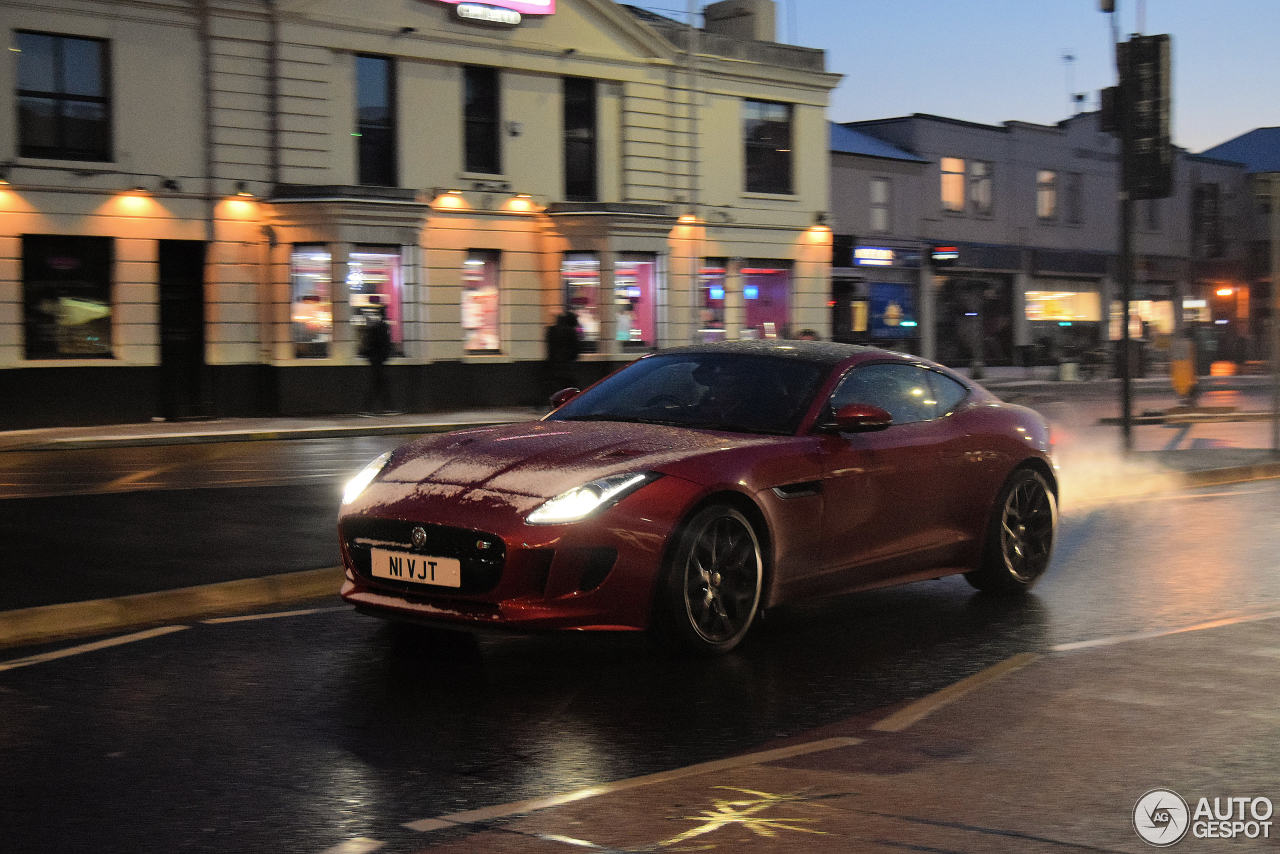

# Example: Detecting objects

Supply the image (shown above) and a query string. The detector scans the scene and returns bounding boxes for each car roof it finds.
[654,340,919,371]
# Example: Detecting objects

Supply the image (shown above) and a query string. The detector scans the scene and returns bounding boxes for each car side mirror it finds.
[822,402,893,433]
[549,387,582,408]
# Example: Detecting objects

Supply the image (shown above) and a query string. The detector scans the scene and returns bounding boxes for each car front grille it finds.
[341,517,506,596]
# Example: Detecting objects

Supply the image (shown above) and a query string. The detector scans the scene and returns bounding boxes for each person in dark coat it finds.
[544,310,581,404]
[359,299,394,415]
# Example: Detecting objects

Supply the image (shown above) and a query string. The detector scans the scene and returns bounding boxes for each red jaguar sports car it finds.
[338,341,1057,654]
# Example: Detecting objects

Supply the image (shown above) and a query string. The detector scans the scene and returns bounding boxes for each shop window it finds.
[22,234,113,359]
[615,253,658,350]
[16,31,112,161]
[940,157,965,212]
[348,247,403,353]
[464,65,500,174]
[562,252,600,352]
[968,161,993,215]
[699,260,727,342]
[869,178,891,233]
[462,250,501,353]
[1024,290,1102,322]
[743,100,792,195]
[868,281,917,340]
[741,262,791,339]
[356,54,396,186]
[290,246,333,358]
[1037,170,1058,221]
[563,77,597,201]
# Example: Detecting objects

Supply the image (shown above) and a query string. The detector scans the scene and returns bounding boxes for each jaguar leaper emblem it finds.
[411,526,428,549]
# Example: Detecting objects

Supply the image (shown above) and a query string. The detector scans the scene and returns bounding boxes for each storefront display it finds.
[462,251,501,352]
[698,261,727,342]
[614,253,657,350]
[290,246,333,358]
[561,252,600,352]
[348,247,403,351]
[741,262,791,340]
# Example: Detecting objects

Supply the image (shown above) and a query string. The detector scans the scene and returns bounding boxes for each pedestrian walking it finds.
[544,310,581,404]
[359,298,395,415]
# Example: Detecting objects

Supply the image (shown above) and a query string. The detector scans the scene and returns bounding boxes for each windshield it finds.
[548,352,826,435]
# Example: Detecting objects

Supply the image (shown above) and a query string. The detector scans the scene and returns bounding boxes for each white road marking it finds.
[402,736,863,833]
[1052,608,1280,652]
[0,626,189,672]
[870,652,1039,732]
[317,838,384,854]
[202,606,347,624]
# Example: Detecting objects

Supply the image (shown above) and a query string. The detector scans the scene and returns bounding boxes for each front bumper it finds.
[338,474,706,632]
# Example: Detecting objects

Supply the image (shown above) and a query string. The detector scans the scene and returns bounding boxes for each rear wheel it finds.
[654,504,763,655]
[965,468,1057,594]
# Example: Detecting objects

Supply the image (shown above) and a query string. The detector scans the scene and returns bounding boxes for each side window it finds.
[828,363,944,425]
[926,370,969,416]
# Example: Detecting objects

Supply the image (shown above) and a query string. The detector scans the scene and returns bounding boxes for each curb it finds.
[3,418,523,453]
[1181,460,1280,488]
[0,566,345,649]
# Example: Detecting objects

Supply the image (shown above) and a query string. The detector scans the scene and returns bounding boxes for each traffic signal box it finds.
[1117,34,1173,200]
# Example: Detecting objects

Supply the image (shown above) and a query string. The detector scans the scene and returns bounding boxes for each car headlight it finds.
[526,472,660,525]
[342,451,393,505]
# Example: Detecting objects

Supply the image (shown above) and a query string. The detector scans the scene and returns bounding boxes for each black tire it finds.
[965,468,1057,594]
[653,504,764,655]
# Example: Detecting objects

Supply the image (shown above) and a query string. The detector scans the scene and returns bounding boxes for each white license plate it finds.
[369,547,462,588]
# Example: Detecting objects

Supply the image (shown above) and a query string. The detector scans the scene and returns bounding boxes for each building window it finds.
[968,160,993,215]
[563,77,597,201]
[16,31,112,161]
[615,253,658,350]
[743,100,792,194]
[1143,198,1162,232]
[348,247,403,353]
[940,157,965,212]
[1065,172,1083,224]
[869,178,891,233]
[562,252,600,352]
[1036,170,1058,221]
[1193,183,1224,258]
[290,246,333,358]
[22,234,113,359]
[464,65,500,174]
[355,55,396,186]
[742,261,791,339]
[462,250,501,352]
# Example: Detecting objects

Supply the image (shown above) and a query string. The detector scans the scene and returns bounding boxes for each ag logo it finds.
[1134,788,1190,847]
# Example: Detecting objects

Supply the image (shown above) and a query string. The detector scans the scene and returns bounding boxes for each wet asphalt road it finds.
[2,427,1279,852]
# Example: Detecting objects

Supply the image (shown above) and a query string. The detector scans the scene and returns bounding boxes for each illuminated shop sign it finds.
[930,245,960,265]
[854,246,895,267]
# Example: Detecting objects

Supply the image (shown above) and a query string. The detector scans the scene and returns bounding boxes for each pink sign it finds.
[434,0,555,15]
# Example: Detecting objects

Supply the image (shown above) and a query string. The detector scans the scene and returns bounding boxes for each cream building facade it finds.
[0,0,838,427]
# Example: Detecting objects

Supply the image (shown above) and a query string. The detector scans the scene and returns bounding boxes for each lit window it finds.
[348,247,404,353]
[615,253,658,350]
[462,250,501,352]
[941,157,965,212]
[562,252,600,352]
[742,261,791,339]
[291,246,333,358]
[1037,170,1058,221]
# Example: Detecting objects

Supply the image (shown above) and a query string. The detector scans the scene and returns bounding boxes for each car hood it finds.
[380,419,772,499]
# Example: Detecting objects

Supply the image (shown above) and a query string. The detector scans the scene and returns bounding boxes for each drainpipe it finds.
[266,0,282,187]
[197,0,215,244]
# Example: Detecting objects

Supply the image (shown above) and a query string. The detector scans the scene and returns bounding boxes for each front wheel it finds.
[965,468,1057,594]
[653,504,764,655]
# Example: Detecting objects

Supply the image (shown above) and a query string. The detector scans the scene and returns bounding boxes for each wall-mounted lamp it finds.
[130,185,149,194]
[235,181,254,197]
[398,26,416,34]
[432,189,466,210]
[678,213,698,224]
[563,47,577,56]
[507,193,534,213]
[161,178,180,192]
[813,211,829,226]
[0,164,10,185]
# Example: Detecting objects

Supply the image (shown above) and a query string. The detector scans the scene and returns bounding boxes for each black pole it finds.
[1117,32,1134,452]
